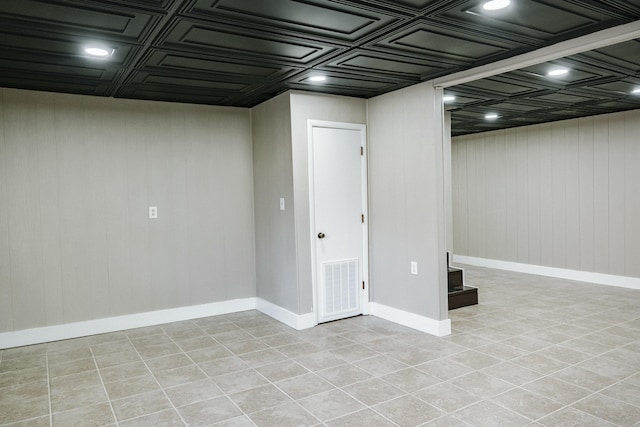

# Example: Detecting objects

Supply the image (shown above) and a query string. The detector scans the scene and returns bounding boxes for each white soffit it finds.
[433,20,640,88]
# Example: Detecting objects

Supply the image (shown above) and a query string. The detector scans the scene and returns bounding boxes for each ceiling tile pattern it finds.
[0,0,639,131]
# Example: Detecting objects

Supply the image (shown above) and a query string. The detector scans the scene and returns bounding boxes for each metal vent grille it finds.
[323,259,358,316]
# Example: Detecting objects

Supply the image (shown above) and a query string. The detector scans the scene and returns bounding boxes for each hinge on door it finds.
[361,214,365,223]
[360,146,364,156]
[362,281,365,290]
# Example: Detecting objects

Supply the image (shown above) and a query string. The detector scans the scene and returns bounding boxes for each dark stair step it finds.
[448,286,478,310]
[448,267,464,292]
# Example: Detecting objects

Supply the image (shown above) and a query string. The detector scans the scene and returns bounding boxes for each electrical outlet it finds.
[411,261,418,275]
[149,206,158,219]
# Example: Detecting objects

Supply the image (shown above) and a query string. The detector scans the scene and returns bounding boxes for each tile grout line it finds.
[124,333,190,426]
[46,352,52,427]
[89,346,120,427]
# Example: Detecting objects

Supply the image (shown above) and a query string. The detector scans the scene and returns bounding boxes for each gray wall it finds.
[367,83,448,320]
[251,93,298,313]
[289,92,367,314]
[0,88,256,332]
[452,110,640,278]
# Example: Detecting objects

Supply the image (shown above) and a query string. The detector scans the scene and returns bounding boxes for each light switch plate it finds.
[279,198,285,211]
[411,261,418,275]
[149,206,158,219]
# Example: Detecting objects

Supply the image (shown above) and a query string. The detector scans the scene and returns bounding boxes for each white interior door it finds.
[309,121,368,324]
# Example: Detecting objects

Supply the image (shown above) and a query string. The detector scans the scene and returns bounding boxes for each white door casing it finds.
[308,120,369,324]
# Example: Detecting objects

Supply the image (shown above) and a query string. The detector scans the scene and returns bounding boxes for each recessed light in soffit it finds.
[632,87,640,95]
[443,94,456,102]
[485,113,500,120]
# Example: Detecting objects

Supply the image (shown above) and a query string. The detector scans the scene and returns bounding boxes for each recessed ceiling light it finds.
[547,68,569,77]
[443,94,456,102]
[84,46,112,57]
[309,75,327,82]
[632,87,640,94]
[485,113,499,120]
[482,0,511,11]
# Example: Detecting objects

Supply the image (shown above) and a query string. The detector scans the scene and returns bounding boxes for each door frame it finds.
[307,120,370,324]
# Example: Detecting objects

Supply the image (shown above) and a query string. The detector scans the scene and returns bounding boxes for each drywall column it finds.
[367,82,449,329]
[289,92,367,315]
[444,112,453,258]
[252,93,299,313]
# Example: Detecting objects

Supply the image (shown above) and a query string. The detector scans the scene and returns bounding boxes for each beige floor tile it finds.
[51,383,108,412]
[413,382,480,413]
[538,407,617,427]
[48,357,96,378]
[90,339,134,357]
[229,383,292,413]
[573,393,640,426]
[49,370,102,393]
[0,379,48,404]
[522,377,592,406]
[382,368,441,393]
[298,389,365,422]
[153,364,206,388]
[214,368,269,394]
[449,371,514,398]
[474,342,529,360]
[99,360,150,383]
[260,333,302,348]
[576,355,640,380]
[342,378,405,406]
[212,415,256,426]
[551,366,618,392]
[329,344,378,362]
[119,409,184,427]
[165,378,222,407]
[239,348,288,367]
[249,401,319,427]
[3,415,51,426]
[600,381,640,407]
[453,400,530,427]
[325,408,396,426]
[179,396,243,425]
[424,414,474,426]
[317,363,372,387]
[373,395,444,426]
[294,352,346,371]
[447,349,502,370]
[197,356,249,377]
[145,353,193,373]
[480,361,543,386]
[276,342,322,358]
[533,345,590,365]
[255,360,309,382]
[0,366,47,388]
[94,349,141,369]
[276,372,335,400]
[111,389,172,421]
[136,342,182,360]
[47,347,93,365]
[357,354,409,377]
[0,397,50,424]
[175,336,218,352]
[0,355,46,373]
[491,387,563,420]
[104,372,159,400]
[52,402,115,426]
[415,359,473,381]
[511,353,570,375]
[225,339,269,355]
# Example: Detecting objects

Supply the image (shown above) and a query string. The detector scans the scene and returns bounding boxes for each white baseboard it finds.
[453,255,640,290]
[256,298,317,330]
[370,302,451,337]
[0,298,256,349]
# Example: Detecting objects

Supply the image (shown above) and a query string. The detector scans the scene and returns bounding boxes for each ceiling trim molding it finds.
[432,20,640,88]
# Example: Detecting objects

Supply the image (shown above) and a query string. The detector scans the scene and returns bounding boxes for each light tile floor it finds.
[1,265,640,426]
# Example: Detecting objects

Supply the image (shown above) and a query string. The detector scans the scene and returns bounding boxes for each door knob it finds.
[317,232,326,239]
